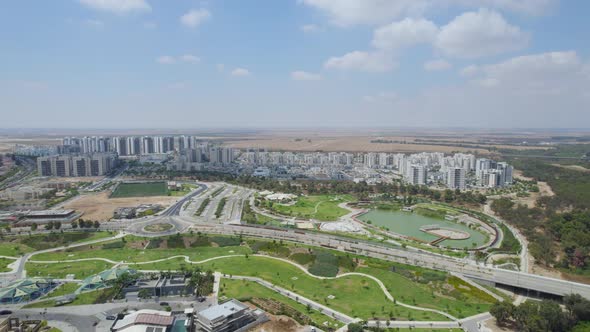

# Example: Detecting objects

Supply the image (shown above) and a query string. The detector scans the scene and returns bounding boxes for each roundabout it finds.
[143,223,174,233]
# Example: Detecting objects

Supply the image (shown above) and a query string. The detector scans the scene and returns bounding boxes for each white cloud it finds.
[301,24,321,33]
[470,51,585,91]
[180,55,200,63]
[435,9,529,58]
[84,19,104,28]
[157,56,176,64]
[460,65,480,77]
[180,9,211,28]
[324,51,396,72]
[363,91,398,103]
[156,55,200,64]
[291,71,322,81]
[372,18,438,51]
[424,59,452,71]
[231,68,251,77]
[300,0,555,26]
[79,0,151,14]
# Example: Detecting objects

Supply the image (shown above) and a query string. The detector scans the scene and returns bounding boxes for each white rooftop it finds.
[198,299,248,321]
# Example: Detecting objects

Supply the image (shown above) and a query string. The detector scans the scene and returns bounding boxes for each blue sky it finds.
[1,0,589,129]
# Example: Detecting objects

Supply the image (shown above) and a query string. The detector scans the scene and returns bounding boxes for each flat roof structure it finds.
[111,309,174,332]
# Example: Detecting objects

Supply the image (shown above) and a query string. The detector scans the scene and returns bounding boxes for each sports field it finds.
[111,182,168,198]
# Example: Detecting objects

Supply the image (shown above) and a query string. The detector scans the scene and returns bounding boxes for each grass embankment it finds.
[220,278,342,329]
[47,282,80,297]
[111,182,168,198]
[267,194,352,221]
[0,257,15,272]
[242,203,282,226]
[23,288,116,308]
[0,232,112,256]
[26,260,115,279]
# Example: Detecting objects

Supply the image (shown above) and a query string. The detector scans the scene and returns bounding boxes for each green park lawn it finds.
[46,282,80,298]
[169,184,196,196]
[356,266,493,318]
[0,231,112,256]
[270,195,353,221]
[0,241,35,256]
[32,244,249,263]
[0,257,15,272]
[111,182,168,198]
[188,256,447,320]
[26,260,114,279]
[220,278,342,329]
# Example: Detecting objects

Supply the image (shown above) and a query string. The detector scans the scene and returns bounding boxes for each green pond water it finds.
[358,209,487,248]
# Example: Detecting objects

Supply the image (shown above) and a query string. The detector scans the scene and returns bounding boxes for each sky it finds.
[0,0,589,129]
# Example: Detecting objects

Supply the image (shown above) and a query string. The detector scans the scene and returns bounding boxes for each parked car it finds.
[0,310,12,315]
[159,302,169,306]
[106,315,116,320]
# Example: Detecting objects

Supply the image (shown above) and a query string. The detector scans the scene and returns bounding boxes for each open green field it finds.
[28,235,494,320]
[220,278,342,329]
[0,257,15,272]
[26,260,114,279]
[269,195,353,221]
[175,256,448,320]
[111,182,168,198]
[32,242,249,263]
[169,184,196,196]
[0,232,113,255]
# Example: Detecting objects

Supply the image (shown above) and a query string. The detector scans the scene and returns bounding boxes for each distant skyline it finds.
[1,0,589,128]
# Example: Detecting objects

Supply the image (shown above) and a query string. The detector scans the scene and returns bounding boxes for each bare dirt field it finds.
[248,315,304,332]
[223,135,549,154]
[512,170,555,208]
[0,137,62,153]
[552,164,590,173]
[63,191,177,221]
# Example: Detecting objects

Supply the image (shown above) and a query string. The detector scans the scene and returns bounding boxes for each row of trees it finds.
[490,294,590,332]
[71,219,100,229]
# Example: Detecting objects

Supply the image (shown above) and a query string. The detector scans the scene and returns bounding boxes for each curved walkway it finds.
[28,252,459,320]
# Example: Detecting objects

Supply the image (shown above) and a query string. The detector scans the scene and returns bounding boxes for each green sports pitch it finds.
[110,182,168,198]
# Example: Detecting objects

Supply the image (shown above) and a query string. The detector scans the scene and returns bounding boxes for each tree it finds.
[54,221,61,230]
[30,223,37,231]
[490,301,514,326]
[71,221,78,229]
[93,220,100,229]
[347,323,364,332]
[45,221,54,230]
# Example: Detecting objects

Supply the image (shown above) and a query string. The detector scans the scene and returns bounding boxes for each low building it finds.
[124,274,195,298]
[17,209,81,225]
[110,309,175,332]
[196,299,261,332]
[78,267,136,293]
[0,278,58,304]
[114,207,136,219]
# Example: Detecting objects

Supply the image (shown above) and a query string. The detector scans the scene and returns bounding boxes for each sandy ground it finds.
[512,170,555,208]
[481,317,517,332]
[248,315,305,332]
[552,164,590,173]
[63,191,178,221]
[223,136,548,154]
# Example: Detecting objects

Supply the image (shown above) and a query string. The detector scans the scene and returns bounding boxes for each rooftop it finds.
[198,299,248,321]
